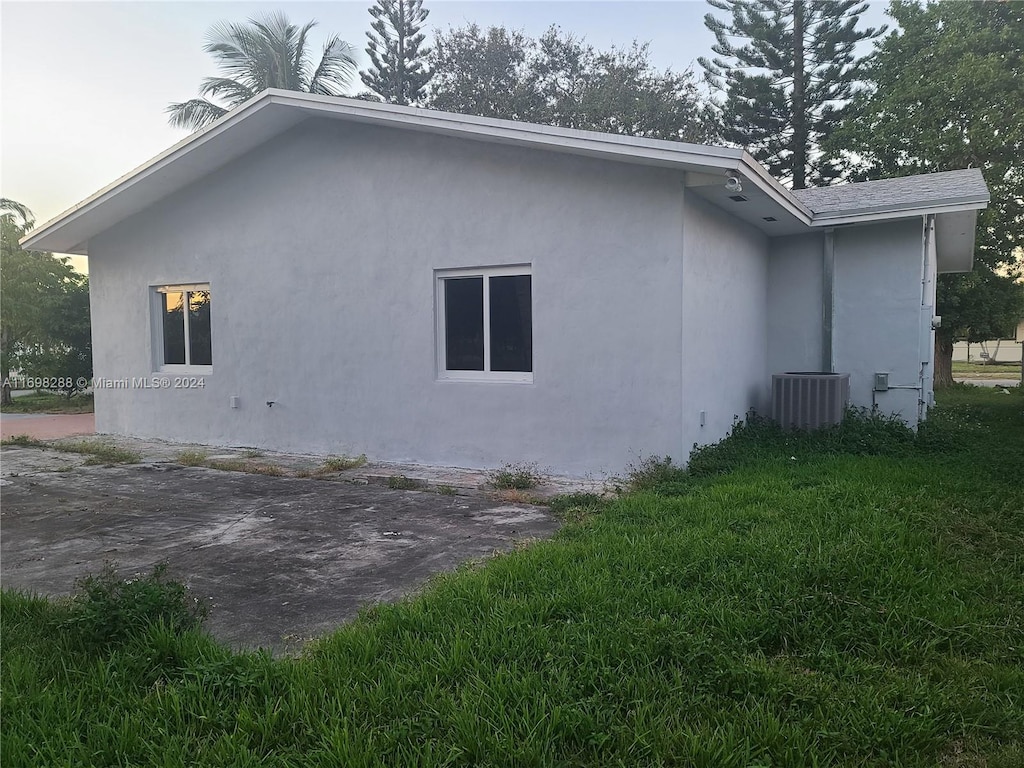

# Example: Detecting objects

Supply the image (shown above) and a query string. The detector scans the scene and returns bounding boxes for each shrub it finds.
[686,408,924,478]
[631,407,958,496]
[622,455,686,491]
[490,462,542,490]
[58,562,208,651]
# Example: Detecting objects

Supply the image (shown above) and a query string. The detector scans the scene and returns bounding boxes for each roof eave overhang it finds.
[808,197,989,228]
[20,89,816,255]
[736,153,814,224]
[20,92,294,255]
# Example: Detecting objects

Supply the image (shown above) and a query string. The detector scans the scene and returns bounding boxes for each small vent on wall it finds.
[771,372,850,430]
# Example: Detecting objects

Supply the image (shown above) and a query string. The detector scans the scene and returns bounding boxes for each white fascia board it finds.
[808,198,990,228]
[20,93,287,253]
[736,153,814,224]
[21,88,815,253]
[274,90,746,167]
[280,92,815,223]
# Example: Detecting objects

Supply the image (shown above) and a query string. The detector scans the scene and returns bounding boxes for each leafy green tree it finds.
[531,29,719,143]
[168,12,358,131]
[361,0,433,105]
[1,199,88,404]
[830,0,1024,386]
[426,25,718,143]
[700,0,884,188]
[17,276,92,398]
[427,25,539,120]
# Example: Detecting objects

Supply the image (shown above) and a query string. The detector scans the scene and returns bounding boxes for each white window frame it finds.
[435,265,533,384]
[152,283,213,374]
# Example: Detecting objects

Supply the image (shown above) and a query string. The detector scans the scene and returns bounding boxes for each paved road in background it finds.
[0,412,95,441]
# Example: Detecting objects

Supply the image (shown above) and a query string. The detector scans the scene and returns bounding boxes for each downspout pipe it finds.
[822,228,835,372]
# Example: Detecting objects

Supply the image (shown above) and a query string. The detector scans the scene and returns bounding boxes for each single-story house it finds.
[22,90,989,476]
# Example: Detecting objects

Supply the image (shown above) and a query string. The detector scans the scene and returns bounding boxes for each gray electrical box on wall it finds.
[873,373,889,392]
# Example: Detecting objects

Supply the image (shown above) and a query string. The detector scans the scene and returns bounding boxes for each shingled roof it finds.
[793,169,989,219]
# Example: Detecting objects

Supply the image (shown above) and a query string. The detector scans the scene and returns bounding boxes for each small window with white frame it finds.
[154,284,212,371]
[436,265,532,382]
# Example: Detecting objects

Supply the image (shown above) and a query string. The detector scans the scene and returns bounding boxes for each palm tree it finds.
[167,12,358,131]
[1,198,35,230]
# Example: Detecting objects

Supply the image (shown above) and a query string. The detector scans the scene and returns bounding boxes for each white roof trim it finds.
[809,198,989,227]
[21,90,814,254]
[21,94,291,254]
[20,89,988,254]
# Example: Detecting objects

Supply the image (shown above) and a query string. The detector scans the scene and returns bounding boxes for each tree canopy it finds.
[426,25,718,144]
[700,0,884,188]
[830,0,1024,384]
[1,200,91,402]
[168,12,358,131]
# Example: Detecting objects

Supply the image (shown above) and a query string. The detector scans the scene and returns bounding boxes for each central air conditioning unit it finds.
[771,372,850,430]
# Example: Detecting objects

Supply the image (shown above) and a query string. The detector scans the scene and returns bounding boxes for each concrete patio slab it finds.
[0,452,561,654]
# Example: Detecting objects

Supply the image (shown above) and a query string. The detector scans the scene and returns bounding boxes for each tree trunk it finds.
[791,0,807,190]
[1,340,11,406]
[934,333,955,389]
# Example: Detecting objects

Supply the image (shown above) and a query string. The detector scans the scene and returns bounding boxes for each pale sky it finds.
[1,0,889,270]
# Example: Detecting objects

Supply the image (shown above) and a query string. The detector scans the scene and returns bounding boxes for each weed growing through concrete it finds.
[490,462,542,490]
[2,435,141,464]
[56,440,142,465]
[1,434,44,447]
[322,455,367,472]
[206,458,285,476]
[387,475,421,490]
[490,488,541,505]
[175,449,209,467]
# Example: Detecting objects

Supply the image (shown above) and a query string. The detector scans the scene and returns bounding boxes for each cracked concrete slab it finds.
[0,453,560,654]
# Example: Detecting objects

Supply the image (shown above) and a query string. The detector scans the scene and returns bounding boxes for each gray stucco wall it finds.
[767,232,824,374]
[766,220,927,423]
[89,119,700,476]
[680,192,769,450]
[833,220,926,421]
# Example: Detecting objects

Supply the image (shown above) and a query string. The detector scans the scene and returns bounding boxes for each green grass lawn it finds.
[2,387,1022,766]
[0,391,94,414]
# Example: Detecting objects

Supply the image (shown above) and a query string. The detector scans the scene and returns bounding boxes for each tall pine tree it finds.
[361,0,432,105]
[700,0,883,189]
